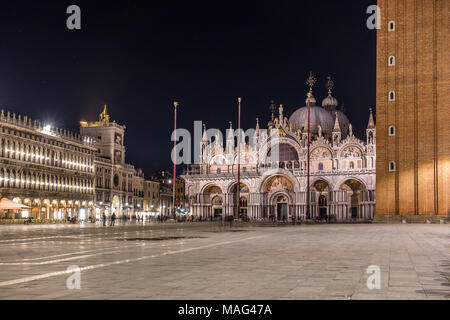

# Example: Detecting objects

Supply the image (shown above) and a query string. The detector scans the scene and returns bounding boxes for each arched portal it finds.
[263,175,295,221]
[312,180,330,220]
[229,183,249,217]
[203,185,223,219]
[340,179,366,220]
[274,194,288,221]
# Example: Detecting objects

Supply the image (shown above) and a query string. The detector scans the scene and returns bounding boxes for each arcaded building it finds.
[0,110,97,219]
[183,77,376,222]
[376,0,449,216]
[0,106,151,220]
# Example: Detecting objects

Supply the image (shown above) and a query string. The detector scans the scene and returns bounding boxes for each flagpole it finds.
[305,72,316,220]
[306,93,311,220]
[236,97,242,219]
[173,101,179,219]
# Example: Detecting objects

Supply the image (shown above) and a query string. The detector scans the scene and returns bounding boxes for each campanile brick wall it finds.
[376,0,449,215]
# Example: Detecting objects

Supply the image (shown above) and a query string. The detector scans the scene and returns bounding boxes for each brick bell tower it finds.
[376,0,449,216]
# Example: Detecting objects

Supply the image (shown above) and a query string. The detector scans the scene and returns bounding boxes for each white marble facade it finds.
[183,78,376,222]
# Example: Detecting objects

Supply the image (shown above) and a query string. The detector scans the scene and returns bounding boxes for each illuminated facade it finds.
[0,106,150,220]
[183,77,376,222]
[0,110,96,219]
[81,106,144,218]
[376,0,449,216]
[143,179,160,214]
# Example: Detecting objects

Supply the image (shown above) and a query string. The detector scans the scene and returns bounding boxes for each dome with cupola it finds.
[289,94,335,135]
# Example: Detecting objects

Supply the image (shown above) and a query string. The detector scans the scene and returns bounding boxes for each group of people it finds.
[102,213,116,226]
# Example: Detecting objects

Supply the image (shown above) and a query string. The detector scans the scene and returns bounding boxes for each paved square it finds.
[0,222,448,300]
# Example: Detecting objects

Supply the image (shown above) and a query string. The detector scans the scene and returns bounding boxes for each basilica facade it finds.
[183,77,376,222]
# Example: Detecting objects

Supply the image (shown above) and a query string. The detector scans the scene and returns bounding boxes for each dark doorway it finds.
[214,208,223,219]
[277,203,288,221]
[318,195,327,220]
[351,207,358,219]
[319,208,327,220]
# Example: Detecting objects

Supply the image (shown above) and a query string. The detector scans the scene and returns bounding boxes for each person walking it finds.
[228,215,233,228]
[110,213,116,227]
[102,213,107,227]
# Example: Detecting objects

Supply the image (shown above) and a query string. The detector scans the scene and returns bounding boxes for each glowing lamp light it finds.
[79,209,86,220]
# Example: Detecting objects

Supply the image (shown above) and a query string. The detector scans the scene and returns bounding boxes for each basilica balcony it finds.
[183,163,375,178]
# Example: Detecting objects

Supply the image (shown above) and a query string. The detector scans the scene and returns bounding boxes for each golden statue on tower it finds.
[99,104,110,123]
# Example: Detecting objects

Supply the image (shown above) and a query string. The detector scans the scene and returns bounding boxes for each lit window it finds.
[388,21,395,31]
[389,126,396,136]
[389,161,396,172]
[389,91,396,101]
[389,56,395,66]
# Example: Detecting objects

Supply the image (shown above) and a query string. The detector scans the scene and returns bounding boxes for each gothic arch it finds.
[201,183,225,195]
[260,136,302,163]
[310,146,333,159]
[334,176,368,191]
[310,177,333,191]
[339,144,364,159]
[210,155,227,166]
[259,171,299,193]
[268,190,294,205]
[227,181,250,194]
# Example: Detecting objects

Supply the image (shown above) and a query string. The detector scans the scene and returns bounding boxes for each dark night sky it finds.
[0,0,376,175]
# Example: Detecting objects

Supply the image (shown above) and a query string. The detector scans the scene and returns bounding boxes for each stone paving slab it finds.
[0,223,448,300]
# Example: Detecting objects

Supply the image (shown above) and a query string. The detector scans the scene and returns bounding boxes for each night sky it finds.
[0,0,376,175]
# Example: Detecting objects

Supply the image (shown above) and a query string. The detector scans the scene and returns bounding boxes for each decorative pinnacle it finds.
[306,71,317,92]
[269,100,276,121]
[326,76,334,95]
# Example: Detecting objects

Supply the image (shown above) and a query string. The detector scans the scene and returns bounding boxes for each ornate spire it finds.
[306,72,317,105]
[326,76,334,96]
[269,100,276,122]
[202,124,207,142]
[333,112,341,132]
[322,76,338,111]
[306,71,317,92]
[228,121,234,139]
[367,108,375,128]
[255,118,260,134]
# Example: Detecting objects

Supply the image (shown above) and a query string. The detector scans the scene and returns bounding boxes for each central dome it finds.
[289,104,335,135]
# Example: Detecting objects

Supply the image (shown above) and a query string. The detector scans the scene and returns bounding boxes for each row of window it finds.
[0,138,94,172]
[388,20,396,138]
[0,126,92,154]
[0,168,94,194]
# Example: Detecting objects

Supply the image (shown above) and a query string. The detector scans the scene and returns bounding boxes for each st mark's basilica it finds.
[183,75,376,222]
